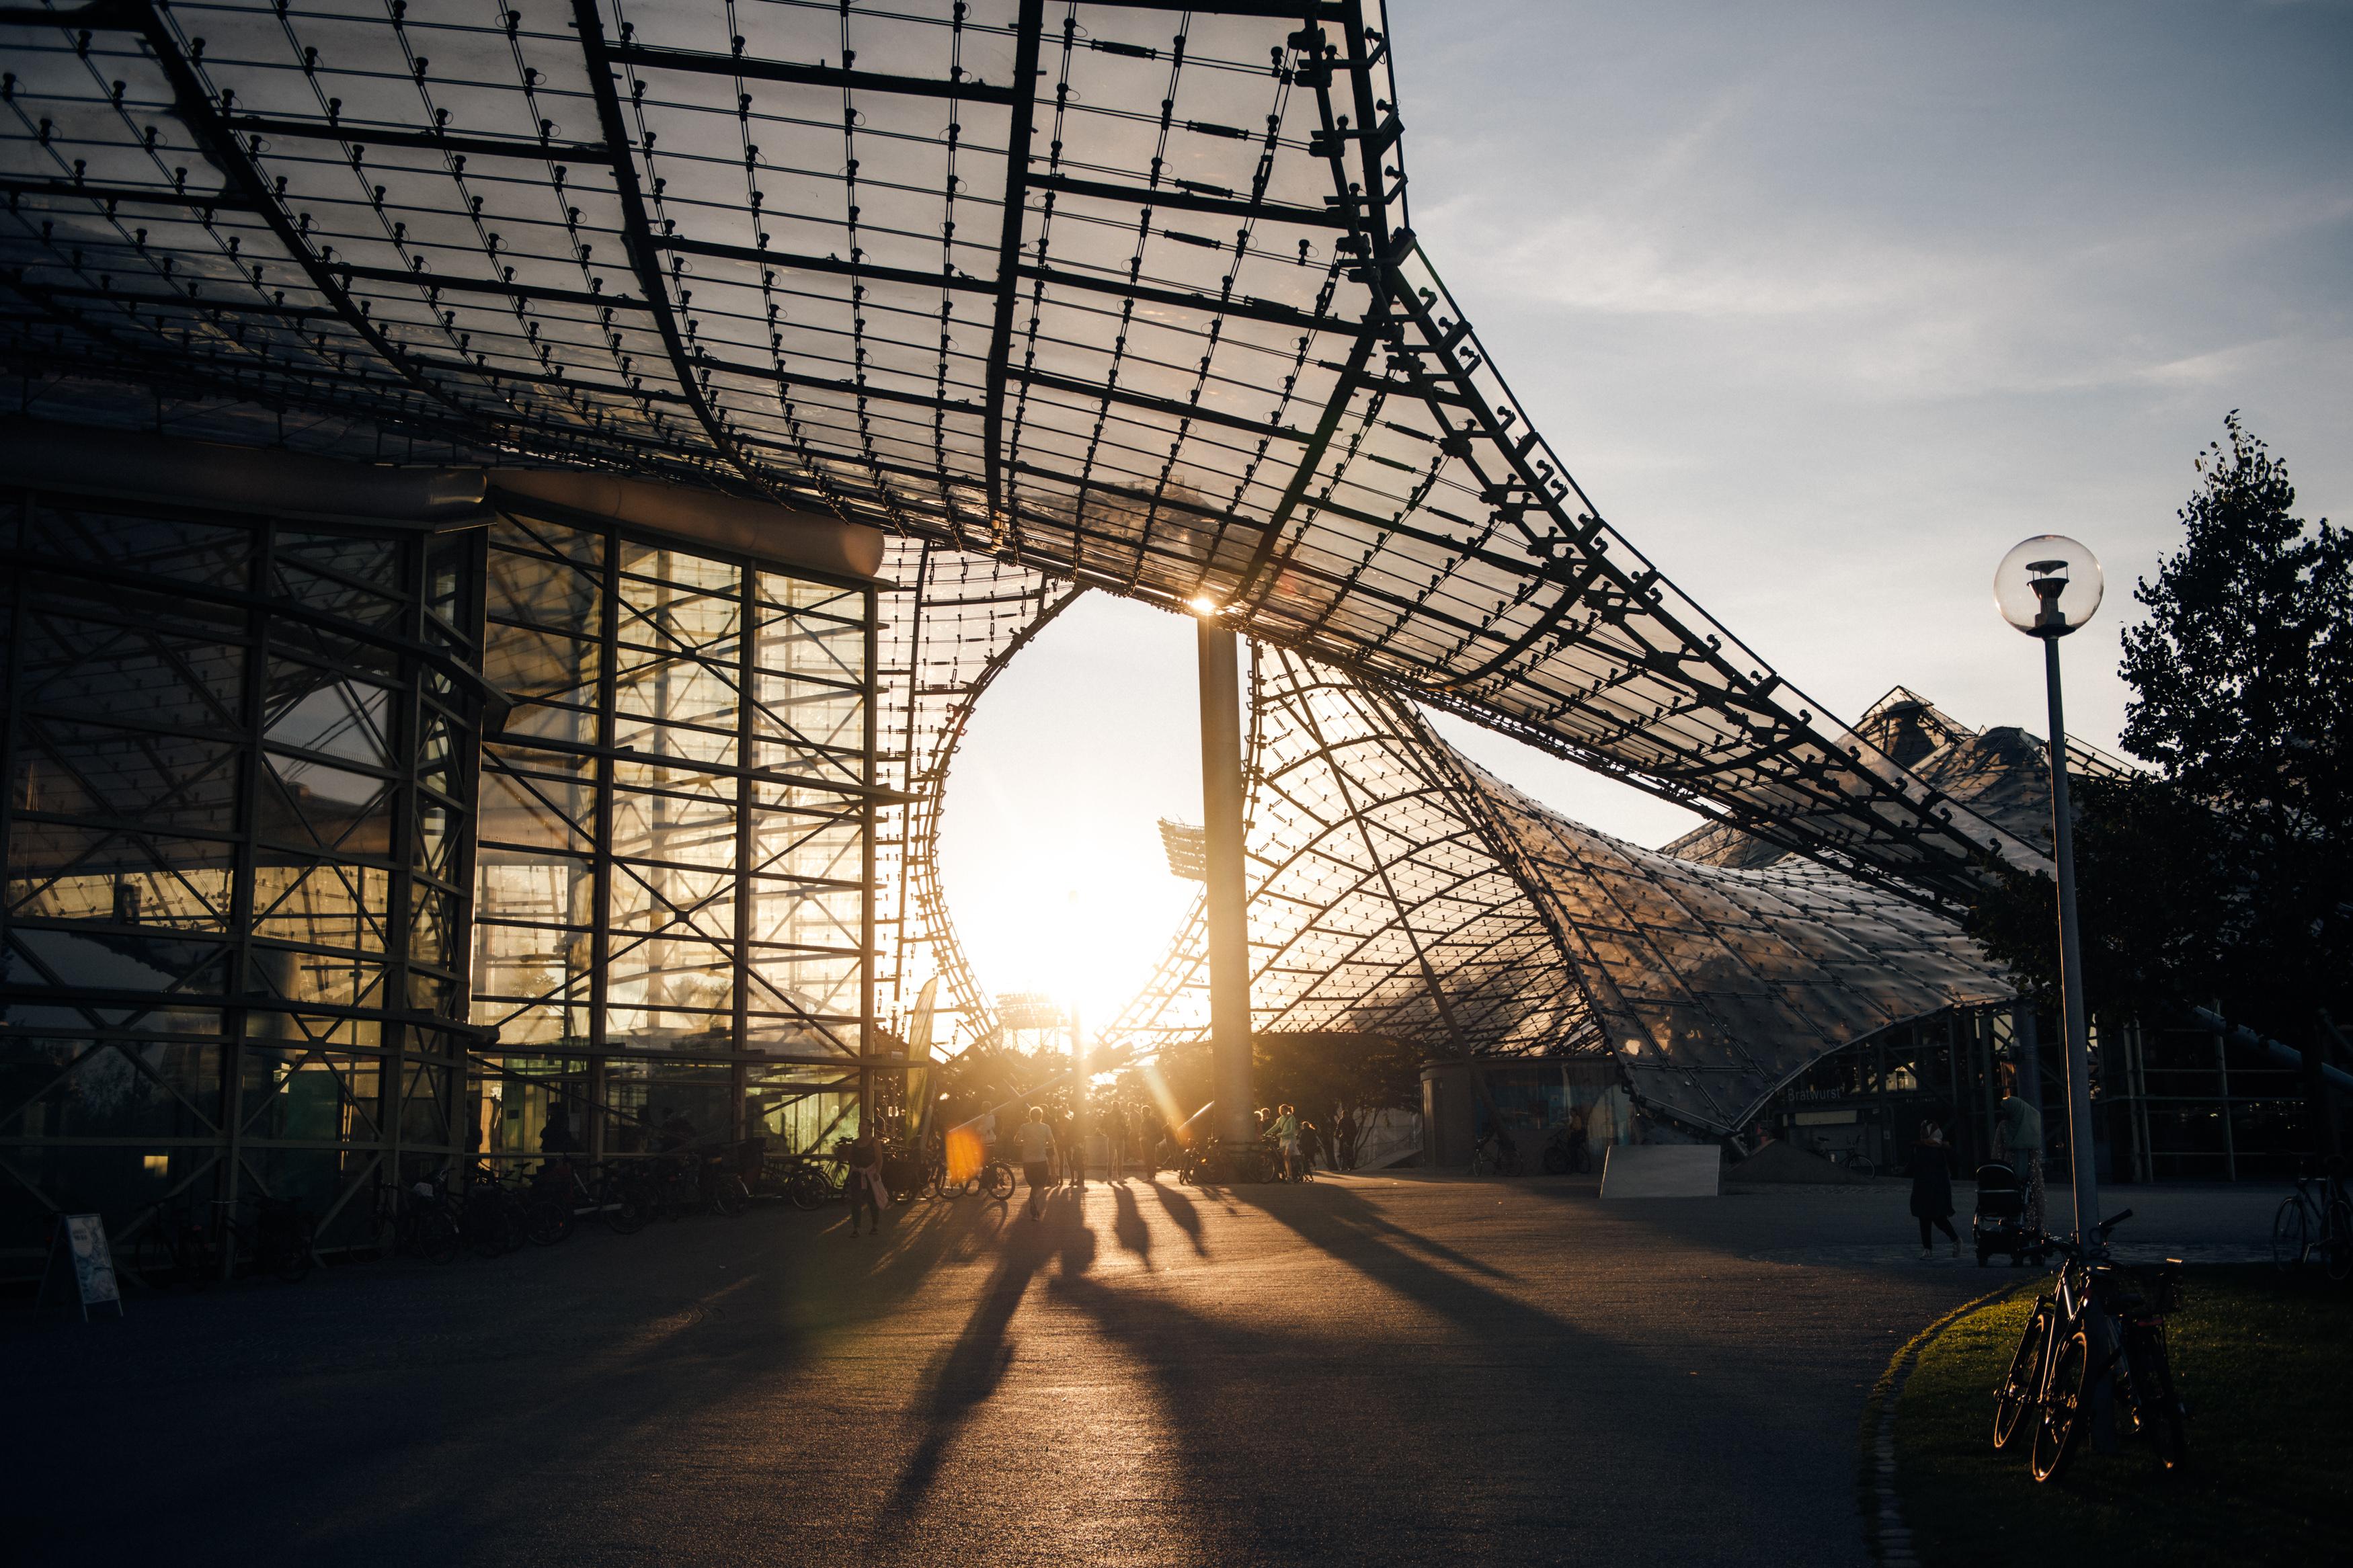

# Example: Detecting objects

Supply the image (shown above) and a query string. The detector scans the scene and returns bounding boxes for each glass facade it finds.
[0,484,878,1274]
[1,489,483,1262]
[467,505,878,1160]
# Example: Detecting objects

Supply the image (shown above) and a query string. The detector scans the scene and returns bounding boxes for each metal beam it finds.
[1014,262,1351,336]
[982,0,1045,526]
[1011,366,1305,444]
[608,42,1021,106]
[224,115,610,165]
[1031,172,1344,229]
[1229,325,1378,602]
[0,173,255,211]
[661,235,992,297]
[134,0,485,426]
[570,0,774,501]
[328,262,649,313]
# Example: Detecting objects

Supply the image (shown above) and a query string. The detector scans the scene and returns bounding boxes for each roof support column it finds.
[1197,614,1254,1147]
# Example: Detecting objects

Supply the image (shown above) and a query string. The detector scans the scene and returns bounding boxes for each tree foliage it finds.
[1968,415,2352,1036]
[1252,1030,1421,1163]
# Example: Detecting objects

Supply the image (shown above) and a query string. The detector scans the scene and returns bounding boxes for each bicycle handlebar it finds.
[2034,1208,2135,1261]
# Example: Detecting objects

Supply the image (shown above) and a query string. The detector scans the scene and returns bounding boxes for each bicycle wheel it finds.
[983,1162,1016,1202]
[2326,1200,2353,1284]
[788,1167,828,1212]
[465,1210,508,1260]
[1993,1303,2053,1452]
[604,1180,652,1235]
[134,1229,185,1290]
[2030,1327,2090,1483]
[1542,1145,1570,1175]
[2272,1196,2309,1272]
[273,1227,315,1284]
[2126,1330,2188,1472]
[527,1196,575,1246]
[711,1175,749,1219]
[415,1210,460,1264]
[1851,1154,1877,1182]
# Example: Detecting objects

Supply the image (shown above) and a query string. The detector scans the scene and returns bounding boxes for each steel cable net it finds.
[1107,646,2017,1134]
[869,538,1074,1052]
[2,0,2044,905]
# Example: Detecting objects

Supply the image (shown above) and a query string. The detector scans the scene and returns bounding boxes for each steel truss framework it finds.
[1,0,2047,917]
[1107,650,2020,1134]
[870,538,1077,1053]
[0,485,483,1256]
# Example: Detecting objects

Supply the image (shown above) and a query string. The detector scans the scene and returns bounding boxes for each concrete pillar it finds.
[1197,616,1254,1146]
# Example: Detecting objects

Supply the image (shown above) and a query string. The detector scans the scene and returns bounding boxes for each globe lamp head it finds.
[1995,535,2103,638]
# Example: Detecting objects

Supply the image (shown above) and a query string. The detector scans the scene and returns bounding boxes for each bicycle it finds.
[964,1157,1017,1202]
[1830,1148,1878,1181]
[705,1153,752,1217]
[1540,1127,1591,1175]
[133,1203,217,1289]
[210,1192,318,1283]
[1991,1209,2188,1482]
[2270,1161,2352,1282]
[1176,1134,1271,1185]
[776,1153,845,1210]
[1469,1128,1521,1178]
[475,1161,573,1247]
[369,1172,461,1264]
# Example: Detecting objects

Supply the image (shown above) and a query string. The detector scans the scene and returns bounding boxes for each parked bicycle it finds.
[1470,1126,1521,1178]
[2270,1161,2352,1282]
[1540,1124,1591,1175]
[1829,1147,1878,1181]
[769,1152,844,1210]
[369,1171,461,1264]
[1176,1134,1276,1185]
[212,1192,318,1283]
[133,1202,218,1289]
[1991,1209,2187,1482]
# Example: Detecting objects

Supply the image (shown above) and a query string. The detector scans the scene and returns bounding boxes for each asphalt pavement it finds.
[0,1172,2278,1567]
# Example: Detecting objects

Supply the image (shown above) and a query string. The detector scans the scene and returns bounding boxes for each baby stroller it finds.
[1972,1163,2046,1267]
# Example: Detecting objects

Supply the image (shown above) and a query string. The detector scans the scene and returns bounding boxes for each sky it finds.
[937,0,2353,1027]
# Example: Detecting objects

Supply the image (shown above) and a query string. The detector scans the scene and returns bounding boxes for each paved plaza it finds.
[4,1176,2278,1567]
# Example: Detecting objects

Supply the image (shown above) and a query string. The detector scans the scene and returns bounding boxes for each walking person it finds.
[1269,1104,1302,1182]
[1014,1106,1055,1221]
[845,1128,885,1237]
[1909,1120,1960,1259]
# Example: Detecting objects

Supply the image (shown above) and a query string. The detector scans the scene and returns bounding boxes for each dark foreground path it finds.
[1,1175,2273,1567]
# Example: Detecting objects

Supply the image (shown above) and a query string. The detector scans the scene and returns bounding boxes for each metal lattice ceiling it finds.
[3,0,2045,906]
[1106,647,2016,1134]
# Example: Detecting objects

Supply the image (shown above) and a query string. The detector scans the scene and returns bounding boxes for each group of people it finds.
[1905,1067,2046,1258]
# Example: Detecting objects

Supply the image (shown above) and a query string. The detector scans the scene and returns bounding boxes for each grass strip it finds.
[1891,1264,2353,1567]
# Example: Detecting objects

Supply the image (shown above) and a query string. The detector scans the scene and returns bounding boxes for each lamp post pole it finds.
[2040,629,2101,1247]
[1998,534,2107,1252]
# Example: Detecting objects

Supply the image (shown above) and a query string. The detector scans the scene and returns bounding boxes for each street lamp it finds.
[1994,535,2106,1250]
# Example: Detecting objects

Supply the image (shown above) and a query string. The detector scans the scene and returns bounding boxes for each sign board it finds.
[1599,1145,1720,1199]
[41,1213,125,1321]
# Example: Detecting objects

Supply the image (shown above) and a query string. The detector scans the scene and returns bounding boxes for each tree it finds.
[2116,415,2352,1039]
[1968,415,2350,1064]
[1965,771,2233,1023]
[1253,1031,1421,1167]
